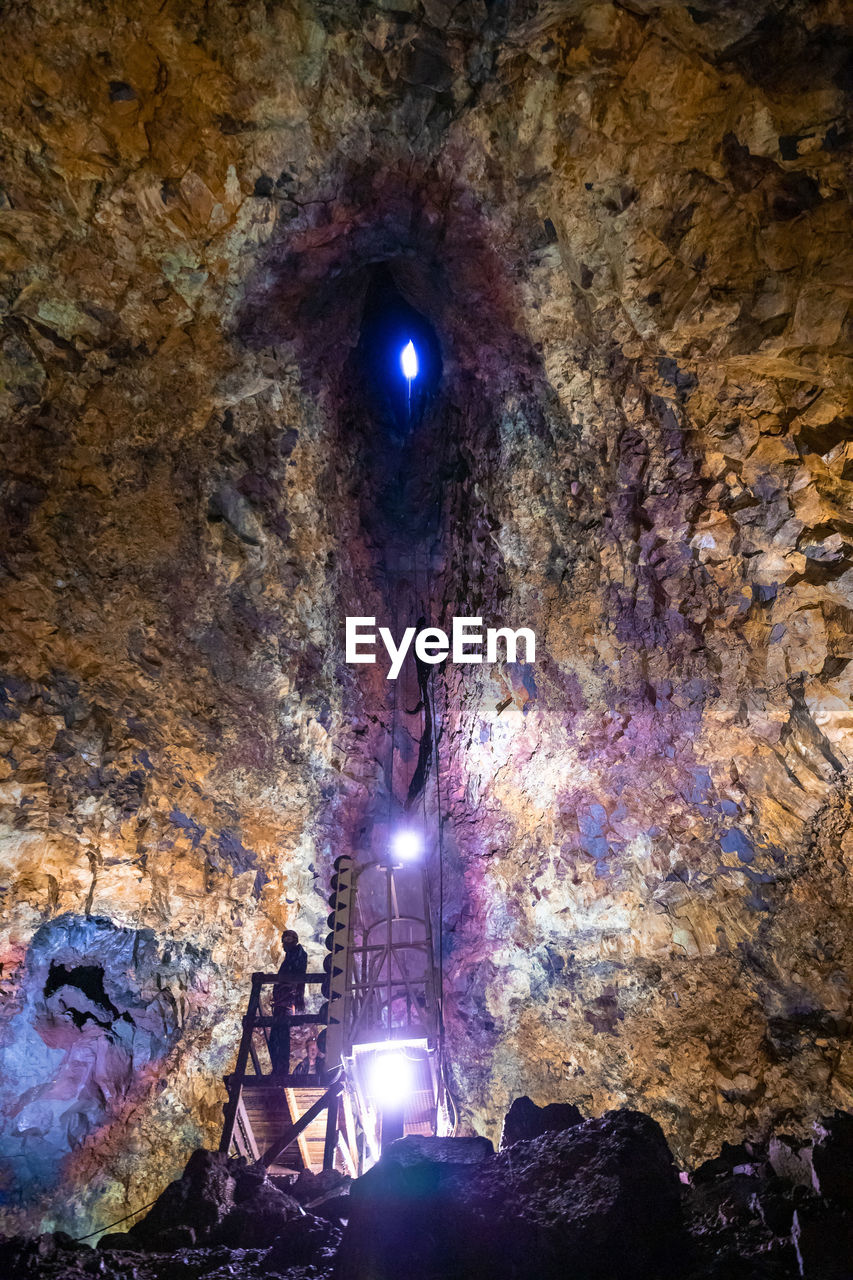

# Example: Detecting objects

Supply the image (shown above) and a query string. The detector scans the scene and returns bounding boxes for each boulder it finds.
[126,1149,236,1248]
[500,1095,583,1148]
[376,1134,494,1169]
[125,1148,302,1252]
[682,1118,853,1278]
[0,1232,93,1278]
[336,1110,682,1280]
[684,1162,805,1277]
[279,1165,352,1222]
[96,1231,136,1250]
[284,1164,351,1206]
[266,1212,344,1271]
[214,1180,304,1249]
[792,1198,853,1280]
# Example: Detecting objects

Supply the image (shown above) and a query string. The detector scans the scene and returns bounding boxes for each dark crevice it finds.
[43,961,121,1025]
[340,264,447,543]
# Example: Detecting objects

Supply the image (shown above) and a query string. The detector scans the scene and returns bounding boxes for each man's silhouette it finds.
[268,929,308,1076]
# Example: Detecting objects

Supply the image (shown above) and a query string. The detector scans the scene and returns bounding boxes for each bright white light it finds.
[391,829,422,861]
[400,340,418,381]
[368,1050,413,1108]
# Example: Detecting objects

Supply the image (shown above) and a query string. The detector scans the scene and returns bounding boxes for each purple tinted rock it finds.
[792,1198,853,1280]
[812,1112,853,1205]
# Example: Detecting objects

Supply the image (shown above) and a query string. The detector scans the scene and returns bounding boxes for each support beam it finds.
[323,1088,340,1171]
[341,1085,360,1176]
[220,975,262,1154]
[261,1079,343,1168]
[286,1087,315,1171]
[336,1127,356,1178]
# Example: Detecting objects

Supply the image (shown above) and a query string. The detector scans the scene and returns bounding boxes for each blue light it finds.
[400,340,418,381]
[392,829,422,861]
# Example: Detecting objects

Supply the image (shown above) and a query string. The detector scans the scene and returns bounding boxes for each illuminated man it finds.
[293,1037,325,1078]
[269,929,308,1076]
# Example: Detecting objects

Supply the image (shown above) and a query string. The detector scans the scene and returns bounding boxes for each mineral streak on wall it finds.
[0,0,851,1238]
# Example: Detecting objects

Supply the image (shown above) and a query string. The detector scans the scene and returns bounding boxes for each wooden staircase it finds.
[220,849,447,1176]
[220,971,356,1175]
[228,1079,333,1174]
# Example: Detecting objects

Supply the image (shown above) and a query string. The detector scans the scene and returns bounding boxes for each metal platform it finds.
[220,850,450,1175]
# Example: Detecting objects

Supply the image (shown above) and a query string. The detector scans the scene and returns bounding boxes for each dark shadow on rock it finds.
[107,1147,344,1267]
[500,1094,583,1147]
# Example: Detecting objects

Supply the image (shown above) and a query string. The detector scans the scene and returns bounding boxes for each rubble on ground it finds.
[5,1098,853,1278]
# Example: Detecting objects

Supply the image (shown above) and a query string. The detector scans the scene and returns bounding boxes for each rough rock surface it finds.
[118,1148,303,1250]
[0,1150,346,1279]
[336,1111,682,1279]
[0,0,851,1238]
[6,1105,853,1278]
[684,1111,853,1279]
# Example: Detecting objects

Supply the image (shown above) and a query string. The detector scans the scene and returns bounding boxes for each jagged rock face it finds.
[0,0,851,1237]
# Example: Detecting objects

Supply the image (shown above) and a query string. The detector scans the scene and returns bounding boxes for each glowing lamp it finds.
[368,1050,413,1108]
[391,829,422,862]
[400,340,418,381]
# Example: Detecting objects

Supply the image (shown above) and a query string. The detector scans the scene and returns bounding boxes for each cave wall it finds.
[0,0,851,1236]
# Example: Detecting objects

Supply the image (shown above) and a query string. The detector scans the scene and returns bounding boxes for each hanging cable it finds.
[74,1198,159,1243]
[386,552,398,831]
[429,672,444,1037]
[426,586,460,1132]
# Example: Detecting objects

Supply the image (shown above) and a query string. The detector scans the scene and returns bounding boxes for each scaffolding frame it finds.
[220,853,447,1175]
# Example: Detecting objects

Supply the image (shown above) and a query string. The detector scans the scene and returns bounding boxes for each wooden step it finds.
[227,1083,331,1174]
